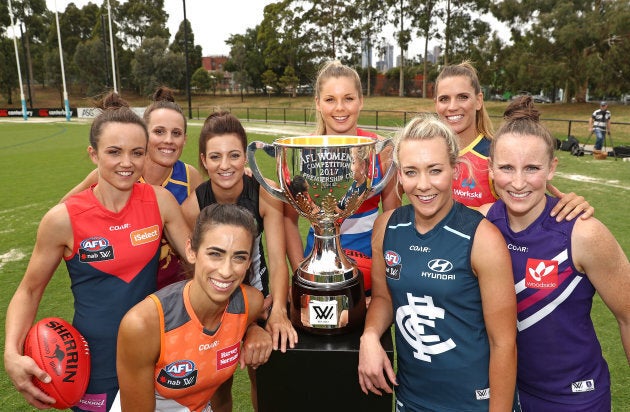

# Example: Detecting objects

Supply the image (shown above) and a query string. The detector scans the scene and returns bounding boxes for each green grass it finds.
[0,119,628,411]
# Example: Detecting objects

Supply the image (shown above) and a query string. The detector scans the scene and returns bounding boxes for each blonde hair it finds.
[435,61,494,139]
[314,60,363,135]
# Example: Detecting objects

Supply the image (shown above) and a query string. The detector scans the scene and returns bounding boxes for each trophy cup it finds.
[248,135,394,335]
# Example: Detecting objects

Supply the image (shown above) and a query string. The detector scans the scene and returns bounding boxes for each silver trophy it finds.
[248,135,394,335]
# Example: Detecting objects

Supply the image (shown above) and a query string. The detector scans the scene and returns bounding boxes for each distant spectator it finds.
[589,101,611,151]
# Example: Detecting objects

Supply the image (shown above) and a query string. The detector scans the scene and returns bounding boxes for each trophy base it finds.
[290,272,366,335]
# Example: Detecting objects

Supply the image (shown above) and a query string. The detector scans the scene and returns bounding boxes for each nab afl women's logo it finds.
[384,250,401,266]
[78,237,114,263]
[157,360,198,390]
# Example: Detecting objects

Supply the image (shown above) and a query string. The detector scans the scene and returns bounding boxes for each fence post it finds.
[247,108,250,122]
[375,111,379,130]
[567,120,572,138]
[304,109,307,125]
[284,108,286,123]
[265,108,268,123]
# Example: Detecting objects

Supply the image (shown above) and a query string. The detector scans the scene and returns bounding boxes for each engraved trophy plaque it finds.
[248,135,394,335]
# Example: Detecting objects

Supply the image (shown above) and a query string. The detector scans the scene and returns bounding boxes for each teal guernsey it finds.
[383,202,493,411]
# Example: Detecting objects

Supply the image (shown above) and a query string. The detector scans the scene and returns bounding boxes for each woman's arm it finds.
[4,205,71,408]
[186,164,204,193]
[259,180,298,352]
[377,144,401,212]
[181,190,201,230]
[117,298,161,412]
[471,220,517,412]
[155,186,191,259]
[572,218,630,362]
[284,204,304,272]
[239,285,272,370]
[358,211,397,395]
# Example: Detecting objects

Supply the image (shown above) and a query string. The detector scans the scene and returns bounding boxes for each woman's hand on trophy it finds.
[266,304,298,353]
[358,332,397,396]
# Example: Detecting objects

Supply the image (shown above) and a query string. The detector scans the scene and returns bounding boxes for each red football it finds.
[23,317,91,409]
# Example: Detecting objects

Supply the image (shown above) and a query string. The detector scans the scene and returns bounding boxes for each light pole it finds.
[7,0,27,120]
[54,0,71,121]
[183,0,192,119]
[107,0,117,93]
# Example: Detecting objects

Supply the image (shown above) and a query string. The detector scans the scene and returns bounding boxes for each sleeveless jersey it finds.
[383,203,493,411]
[151,281,249,411]
[64,183,162,411]
[195,176,268,295]
[305,128,386,257]
[452,134,497,208]
[140,160,195,290]
[487,196,611,407]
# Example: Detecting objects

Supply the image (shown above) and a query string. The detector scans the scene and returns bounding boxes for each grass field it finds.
[0,118,629,411]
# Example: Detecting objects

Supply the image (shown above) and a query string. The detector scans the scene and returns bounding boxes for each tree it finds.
[0,37,19,104]
[9,0,49,105]
[261,69,278,101]
[279,65,300,97]
[191,67,210,93]
[132,37,184,96]
[345,0,389,96]
[74,36,111,96]
[117,0,169,50]
[170,19,202,90]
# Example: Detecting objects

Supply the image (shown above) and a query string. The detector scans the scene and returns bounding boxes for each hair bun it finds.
[152,86,176,103]
[97,92,130,110]
[503,95,540,122]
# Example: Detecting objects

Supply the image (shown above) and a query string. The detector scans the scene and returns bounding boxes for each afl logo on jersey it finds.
[384,250,401,266]
[78,237,114,263]
[427,259,453,273]
[384,250,402,280]
[157,360,198,390]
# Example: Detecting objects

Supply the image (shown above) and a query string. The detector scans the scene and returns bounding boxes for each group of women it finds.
[4,60,629,412]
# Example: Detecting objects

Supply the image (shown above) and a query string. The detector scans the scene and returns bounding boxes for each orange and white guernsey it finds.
[151,281,249,412]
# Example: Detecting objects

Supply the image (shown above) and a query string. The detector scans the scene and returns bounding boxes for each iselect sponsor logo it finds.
[130,225,160,246]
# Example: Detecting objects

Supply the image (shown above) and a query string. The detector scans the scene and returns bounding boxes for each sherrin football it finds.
[23,317,91,409]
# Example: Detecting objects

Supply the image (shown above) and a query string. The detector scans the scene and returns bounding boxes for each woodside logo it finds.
[130,225,160,246]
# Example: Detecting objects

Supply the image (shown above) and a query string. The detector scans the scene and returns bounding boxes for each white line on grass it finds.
[555,172,630,191]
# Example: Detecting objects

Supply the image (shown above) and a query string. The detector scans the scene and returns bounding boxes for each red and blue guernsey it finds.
[305,128,386,257]
[453,134,497,208]
[64,183,162,412]
[487,195,611,410]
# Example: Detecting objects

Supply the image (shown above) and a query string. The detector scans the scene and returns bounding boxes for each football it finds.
[23,317,91,409]
[345,249,372,292]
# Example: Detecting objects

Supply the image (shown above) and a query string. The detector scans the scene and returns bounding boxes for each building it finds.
[201,55,232,92]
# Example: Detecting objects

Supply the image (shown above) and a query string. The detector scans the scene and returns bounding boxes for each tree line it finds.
[1,0,629,106]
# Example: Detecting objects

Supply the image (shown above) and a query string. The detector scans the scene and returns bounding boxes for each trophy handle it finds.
[247,141,288,203]
[369,138,396,197]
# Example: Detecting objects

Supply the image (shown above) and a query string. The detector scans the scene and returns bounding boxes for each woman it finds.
[181,111,296,411]
[481,96,630,411]
[285,60,400,292]
[4,93,191,411]
[435,61,592,219]
[114,203,273,411]
[358,115,518,411]
[62,86,203,289]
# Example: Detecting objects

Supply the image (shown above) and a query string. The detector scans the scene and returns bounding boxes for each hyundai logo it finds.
[428,259,453,273]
